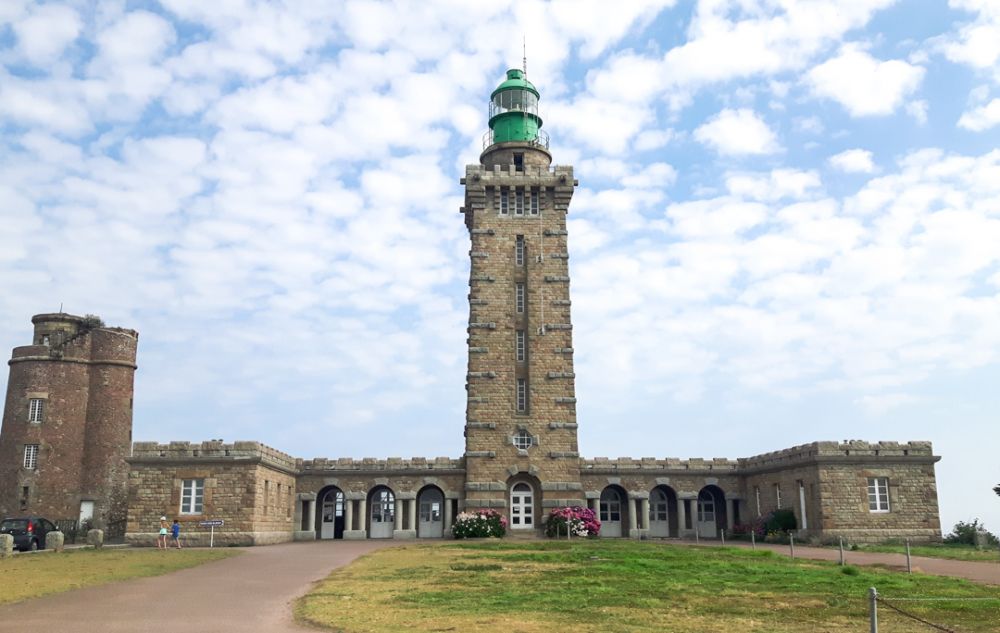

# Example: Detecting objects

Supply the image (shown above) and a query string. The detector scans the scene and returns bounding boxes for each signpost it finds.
[198,519,224,548]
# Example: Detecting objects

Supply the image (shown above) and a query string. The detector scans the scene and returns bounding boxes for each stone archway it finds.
[315,486,344,540]
[417,485,445,538]
[599,485,629,538]
[649,485,678,538]
[696,485,726,539]
[367,486,395,539]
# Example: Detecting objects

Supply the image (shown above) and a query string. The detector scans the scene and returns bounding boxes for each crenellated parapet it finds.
[582,456,740,473]
[300,456,464,473]
[738,440,937,471]
[129,440,299,473]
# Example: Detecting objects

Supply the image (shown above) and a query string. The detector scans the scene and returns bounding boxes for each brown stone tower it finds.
[0,313,138,537]
[460,69,581,530]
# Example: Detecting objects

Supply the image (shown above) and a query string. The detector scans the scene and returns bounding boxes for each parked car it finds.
[0,516,59,551]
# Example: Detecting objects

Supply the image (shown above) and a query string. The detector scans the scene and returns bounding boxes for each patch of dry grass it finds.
[0,547,239,604]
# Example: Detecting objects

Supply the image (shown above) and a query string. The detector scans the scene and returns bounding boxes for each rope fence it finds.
[868,587,1000,632]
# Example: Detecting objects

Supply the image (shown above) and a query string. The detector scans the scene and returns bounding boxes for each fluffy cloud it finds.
[12,3,81,65]
[806,45,925,116]
[694,108,781,155]
[958,98,1000,131]
[939,0,1000,75]
[829,149,876,173]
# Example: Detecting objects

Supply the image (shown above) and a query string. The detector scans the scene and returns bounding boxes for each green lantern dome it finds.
[486,69,547,148]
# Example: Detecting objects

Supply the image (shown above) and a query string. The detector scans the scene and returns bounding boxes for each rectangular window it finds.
[515,330,526,362]
[499,188,509,215]
[516,378,527,412]
[181,478,205,515]
[20,486,29,510]
[530,189,539,215]
[28,398,44,423]
[23,444,39,469]
[754,486,761,517]
[798,480,808,530]
[868,477,890,512]
[513,153,524,171]
[515,235,524,266]
[514,188,524,215]
[515,283,525,313]
[774,483,782,509]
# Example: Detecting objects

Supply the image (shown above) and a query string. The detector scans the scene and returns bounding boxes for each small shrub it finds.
[944,519,998,546]
[452,509,507,539]
[765,508,798,534]
[841,565,860,576]
[544,506,600,538]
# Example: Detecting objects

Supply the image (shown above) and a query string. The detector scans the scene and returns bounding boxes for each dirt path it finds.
[675,539,1000,585]
[0,540,395,632]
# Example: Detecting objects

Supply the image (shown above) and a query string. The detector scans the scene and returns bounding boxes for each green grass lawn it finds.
[0,547,240,604]
[844,542,1000,562]
[297,540,1000,633]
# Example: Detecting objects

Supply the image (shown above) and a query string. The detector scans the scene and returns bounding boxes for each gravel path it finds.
[0,540,395,632]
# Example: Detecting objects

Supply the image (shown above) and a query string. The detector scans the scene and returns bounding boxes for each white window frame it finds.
[774,483,782,509]
[28,398,44,424]
[23,444,39,470]
[530,189,539,215]
[180,478,205,515]
[515,235,525,266]
[798,480,808,530]
[515,330,526,362]
[754,486,761,517]
[516,378,527,412]
[515,283,525,313]
[868,477,890,513]
[513,429,532,450]
[514,188,524,216]
[499,188,509,215]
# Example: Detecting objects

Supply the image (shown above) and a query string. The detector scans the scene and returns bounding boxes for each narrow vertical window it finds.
[516,378,527,412]
[798,480,808,530]
[28,399,44,423]
[774,483,782,509]
[23,444,39,469]
[513,153,524,171]
[515,330,526,361]
[754,486,761,517]
[181,478,205,514]
[515,235,524,266]
[20,486,29,510]
[515,188,524,215]
[867,477,890,512]
[499,188,509,215]
[515,283,525,313]
[530,189,539,215]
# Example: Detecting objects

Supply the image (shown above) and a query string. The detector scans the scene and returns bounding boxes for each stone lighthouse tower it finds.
[460,69,581,531]
[0,314,137,537]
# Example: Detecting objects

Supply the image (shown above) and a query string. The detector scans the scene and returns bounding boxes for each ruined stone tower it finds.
[460,69,582,529]
[0,314,137,536]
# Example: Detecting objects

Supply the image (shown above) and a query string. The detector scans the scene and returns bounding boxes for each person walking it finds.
[158,516,169,549]
[171,519,182,549]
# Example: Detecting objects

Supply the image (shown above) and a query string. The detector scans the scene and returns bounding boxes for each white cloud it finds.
[940,0,1000,74]
[13,3,81,65]
[725,169,821,201]
[694,108,781,156]
[958,98,1000,131]
[806,45,925,116]
[829,149,876,173]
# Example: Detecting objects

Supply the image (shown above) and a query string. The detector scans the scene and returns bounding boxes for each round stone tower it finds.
[461,69,581,532]
[0,313,138,537]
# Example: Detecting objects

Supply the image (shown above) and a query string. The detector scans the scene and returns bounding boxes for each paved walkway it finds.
[674,539,1000,586]
[0,540,395,633]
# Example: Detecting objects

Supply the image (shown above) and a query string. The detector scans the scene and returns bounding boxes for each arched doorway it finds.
[368,487,395,539]
[649,486,678,538]
[600,487,625,537]
[417,487,444,538]
[509,482,535,530]
[317,487,344,540]
[696,485,726,539]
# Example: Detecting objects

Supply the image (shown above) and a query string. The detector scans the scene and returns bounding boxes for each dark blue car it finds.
[0,516,58,552]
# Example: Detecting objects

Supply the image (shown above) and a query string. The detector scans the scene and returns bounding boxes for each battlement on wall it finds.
[130,440,299,472]
[300,456,464,472]
[581,456,739,472]
[739,440,936,469]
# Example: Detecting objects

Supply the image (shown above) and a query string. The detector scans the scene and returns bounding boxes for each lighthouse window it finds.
[516,379,527,412]
[515,283,525,313]
[515,188,524,215]
[28,398,44,423]
[515,330,526,361]
[530,189,539,215]
[515,235,524,266]
[514,153,524,171]
[499,188,509,215]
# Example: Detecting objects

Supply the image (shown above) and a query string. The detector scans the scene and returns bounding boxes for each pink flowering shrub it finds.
[452,509,507,538]
[544,506,600,538]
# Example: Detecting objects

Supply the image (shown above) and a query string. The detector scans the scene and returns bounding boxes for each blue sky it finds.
[1,0,999,534]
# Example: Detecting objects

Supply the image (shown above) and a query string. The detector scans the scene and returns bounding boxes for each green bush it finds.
[944,519,998,546]
[765,508,798,534]
[452,510,507,539]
